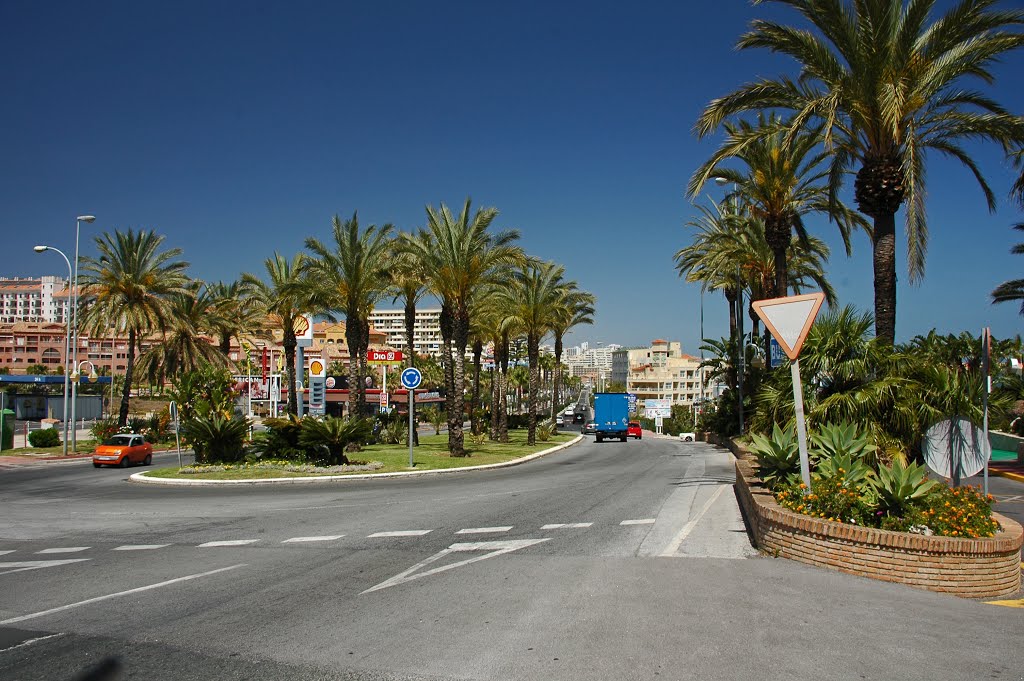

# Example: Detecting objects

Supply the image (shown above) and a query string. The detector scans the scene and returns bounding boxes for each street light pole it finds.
[33,245,73,456]
[70,215,95,453]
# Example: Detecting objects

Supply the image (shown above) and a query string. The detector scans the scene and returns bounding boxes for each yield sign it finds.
[751,292,825,360]
[361,538,549,594]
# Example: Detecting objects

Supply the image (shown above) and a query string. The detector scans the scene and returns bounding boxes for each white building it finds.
[367,308,443,357]
[0,276,71,324]
[563,342,621,378]
[622,339,717,407]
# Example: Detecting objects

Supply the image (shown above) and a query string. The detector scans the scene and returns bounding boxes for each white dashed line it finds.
[36,547,90,554]
[620,519,657,525]
[0,550,14,556]
[540,523,593,530]
[197,540,260,548]
[282,535,344,543]
[113,545,169,551]
[456,527,513,535]
[367,530,432,538]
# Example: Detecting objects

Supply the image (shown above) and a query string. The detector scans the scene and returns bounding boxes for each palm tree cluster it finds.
[687,0,1024,345]
[77,200,595,454]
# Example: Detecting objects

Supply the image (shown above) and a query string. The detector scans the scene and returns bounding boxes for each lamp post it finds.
[69,215,95,453]
[33,245,73,456]
[71,360,98,450]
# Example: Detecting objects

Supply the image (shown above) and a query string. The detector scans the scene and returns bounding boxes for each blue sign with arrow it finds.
[401,367,422,390]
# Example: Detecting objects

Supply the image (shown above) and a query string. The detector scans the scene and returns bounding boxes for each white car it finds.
[555,416,565,426]
[679,432,696,442]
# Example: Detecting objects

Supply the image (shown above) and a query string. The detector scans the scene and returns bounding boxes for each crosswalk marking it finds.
[0,559,90,576]
[456,527,513,534]
[0,550,14,556]
[620,519,656,525]
[282,535,344,543]
[113,545,169,551]
[198,540,260,547]
[367,530,432,538]
[36,547,90,554]
[541,523,593,530]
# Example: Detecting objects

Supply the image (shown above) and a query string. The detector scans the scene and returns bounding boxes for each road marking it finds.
[0,550,14,556]
[456,527,513,534]
[367,530,432,538]
[282,535,344,543]
[362,539,550,594]
[0,564,245,626]
[113,544,169,551]
[0,559,90,576]
[660,485,728,557]
[620,518,656,525]
[0,633,64,654]
[36,547,90,554]
[197,540,260,547]
[986,598,1024,608]
[540,523,592,530]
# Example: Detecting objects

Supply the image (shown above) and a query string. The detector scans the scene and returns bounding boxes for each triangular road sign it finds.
[751,292,825,360]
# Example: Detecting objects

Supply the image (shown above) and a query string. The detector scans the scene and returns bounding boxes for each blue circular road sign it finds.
[401,367,422,390]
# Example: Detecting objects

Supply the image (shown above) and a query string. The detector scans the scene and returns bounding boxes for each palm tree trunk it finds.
[498,333,510,442]
[554,334,563,419]
[471,339,482,435]
[873,212,897,345]
[449,309,468,456]
[527,333,539,445]
[118,327,137,426]
[284,327,298,415]
[346,316,366,416]
[219,333,231,356]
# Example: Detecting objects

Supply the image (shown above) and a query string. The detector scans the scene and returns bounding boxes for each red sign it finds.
[367,350,403,364]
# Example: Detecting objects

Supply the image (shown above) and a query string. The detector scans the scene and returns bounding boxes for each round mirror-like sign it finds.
[923,417,989,480]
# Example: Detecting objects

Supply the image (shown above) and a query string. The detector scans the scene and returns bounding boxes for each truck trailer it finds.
[593,392,630,442]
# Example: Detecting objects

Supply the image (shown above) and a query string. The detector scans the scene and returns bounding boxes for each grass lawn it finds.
[4,440,99,457]
[140,430,577,480]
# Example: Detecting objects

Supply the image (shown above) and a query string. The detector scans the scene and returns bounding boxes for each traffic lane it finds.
[5,543,1021,680]
[964,472,1024,530]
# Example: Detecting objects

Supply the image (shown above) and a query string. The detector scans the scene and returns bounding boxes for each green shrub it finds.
[748,423,800,489]
[378,420,408,445]
[298,417,373,465]
[809,421,876,465]
[871,459,940,516]
[908,484,999,538]
[813,452,875,494]
[776,476,872,525]
[29,427,61,448]
[91,419,119,443]
[536,422,553,442]
[181,414,250,463]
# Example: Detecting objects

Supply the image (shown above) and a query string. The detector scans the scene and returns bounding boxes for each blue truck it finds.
[593,392,630,442]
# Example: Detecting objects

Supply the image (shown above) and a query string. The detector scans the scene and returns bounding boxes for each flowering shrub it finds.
[911,485,999,538]
[776,477,872,525]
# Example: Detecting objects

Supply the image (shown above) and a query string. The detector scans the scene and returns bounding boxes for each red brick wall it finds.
[733,454,1023,598]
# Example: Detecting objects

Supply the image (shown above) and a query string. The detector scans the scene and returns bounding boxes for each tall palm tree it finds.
[401,199,524,456]
[79,229,190,426]
[241,253,320,416]
[690,113,866,299]
[501,261,566,445]
[136,283,232,384]
[549,286,595,417]
[205,279,268,356]
[305,213,394,418]
[992,223,1024,315]
[388,236,429,368]
[697,0,1024,343]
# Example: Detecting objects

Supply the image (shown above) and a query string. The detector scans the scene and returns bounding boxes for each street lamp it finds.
[70,215,95,453]
[33,245,73,456]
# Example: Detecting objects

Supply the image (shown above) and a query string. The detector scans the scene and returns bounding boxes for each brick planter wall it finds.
[731,447,1023,598]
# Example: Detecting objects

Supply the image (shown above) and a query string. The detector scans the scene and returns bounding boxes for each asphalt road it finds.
[0,433,1022,681]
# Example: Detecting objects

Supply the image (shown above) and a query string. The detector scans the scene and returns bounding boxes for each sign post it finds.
[401,367,422,468]
[982,327,992,495]
[752,292,825,491]
[169,401,182,468]
[295,315,314,417]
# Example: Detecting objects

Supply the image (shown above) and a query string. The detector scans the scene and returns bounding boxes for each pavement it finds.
[991,457,1024,483]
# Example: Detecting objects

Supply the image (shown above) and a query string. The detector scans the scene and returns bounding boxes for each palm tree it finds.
[690,113,866,299]
[401,199,524,456]
[697,0,1024,343]
[241,253,320,416]
[549,286,595,417]
[305,213,394,418]
[992,223,1024,314]
[502,262,566,445]
[136,283,232,384]
[79,229,191,426]
[205,279,268,356]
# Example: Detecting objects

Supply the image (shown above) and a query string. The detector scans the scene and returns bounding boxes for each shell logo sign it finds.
[309,360,325,378]
[293,315,313,341]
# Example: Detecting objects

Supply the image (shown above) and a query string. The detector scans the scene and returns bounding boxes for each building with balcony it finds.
[367,308,443,358]
[0,276,73,324]
[623,339,716,407]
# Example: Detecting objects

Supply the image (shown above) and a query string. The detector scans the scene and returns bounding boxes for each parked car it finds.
[93,434,153,468]
[627,421,643,440]
[582,421,598,434]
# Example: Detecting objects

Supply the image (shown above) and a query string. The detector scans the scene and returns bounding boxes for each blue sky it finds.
[2,1,1023,354]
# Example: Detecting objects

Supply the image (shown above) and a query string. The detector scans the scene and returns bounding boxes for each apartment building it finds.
[563,342,620,378]
[622,339,716,407]
[0,276,72,324]
[367,308,443,357]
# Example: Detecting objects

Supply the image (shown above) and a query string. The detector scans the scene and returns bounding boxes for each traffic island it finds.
[723,439,1023,599]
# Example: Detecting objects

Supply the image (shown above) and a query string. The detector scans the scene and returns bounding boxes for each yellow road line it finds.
[986,599,1024,608]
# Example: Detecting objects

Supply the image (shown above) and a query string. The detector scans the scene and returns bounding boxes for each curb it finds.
[130,435,584,486]
[992,469,1024,484]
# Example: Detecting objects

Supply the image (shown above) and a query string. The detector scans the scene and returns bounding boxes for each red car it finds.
[627,421,643,440]
[93,434,153,468]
